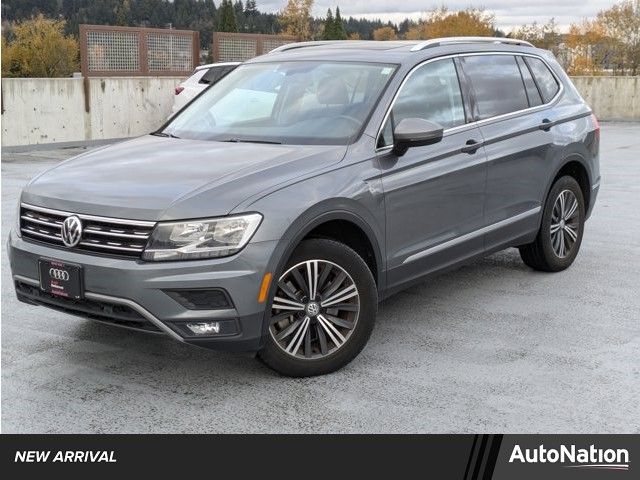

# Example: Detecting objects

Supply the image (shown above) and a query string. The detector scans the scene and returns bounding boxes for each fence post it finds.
[140,29,149,76]
[193,31,200,69]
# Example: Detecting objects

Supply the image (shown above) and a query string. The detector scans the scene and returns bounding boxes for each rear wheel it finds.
[258,239,377,377]
[519,175,585,272]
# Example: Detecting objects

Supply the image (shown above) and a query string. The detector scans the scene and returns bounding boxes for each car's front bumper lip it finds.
[8,231,279,351]
[14,274,184,340]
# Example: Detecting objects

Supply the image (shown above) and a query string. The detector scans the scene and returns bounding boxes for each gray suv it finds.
[8,38,600,376]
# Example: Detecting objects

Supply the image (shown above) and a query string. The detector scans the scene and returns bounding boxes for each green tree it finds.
[218,0,238,32]
[2,14,79,77]
[115,0,131,26]
[334,6,347,39]
[322,8,336,40]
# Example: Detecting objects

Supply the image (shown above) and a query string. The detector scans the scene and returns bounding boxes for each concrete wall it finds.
[1,75,638,147]
[571,76,640,122]
[1,77,183,147]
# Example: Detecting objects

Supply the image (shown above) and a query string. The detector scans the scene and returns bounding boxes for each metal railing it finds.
[80,24,200,77]
[212,32,295,62]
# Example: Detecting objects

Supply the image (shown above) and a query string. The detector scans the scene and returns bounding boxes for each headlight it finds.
[142,213,262,261]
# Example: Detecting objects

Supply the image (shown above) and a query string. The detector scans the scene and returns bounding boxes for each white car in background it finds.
[171,62,240,115]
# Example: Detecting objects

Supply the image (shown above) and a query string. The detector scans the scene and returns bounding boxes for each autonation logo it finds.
[509,444,630,471]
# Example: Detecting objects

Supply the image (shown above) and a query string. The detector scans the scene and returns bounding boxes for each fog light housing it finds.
[170,318,240,338]
[186,322,220,335]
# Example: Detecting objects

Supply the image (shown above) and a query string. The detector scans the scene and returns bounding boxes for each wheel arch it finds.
[546,154,592,213]
[270,206,384,287]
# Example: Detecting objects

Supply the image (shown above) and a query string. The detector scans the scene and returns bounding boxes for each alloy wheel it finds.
[550,189,580,258]
[269,260,360,359]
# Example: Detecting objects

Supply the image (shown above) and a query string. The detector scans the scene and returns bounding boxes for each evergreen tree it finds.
[322,8,335,40]
[218,0,238,32]
[115,0,131,26]
[334,6,347,39]
[245,0,258,16]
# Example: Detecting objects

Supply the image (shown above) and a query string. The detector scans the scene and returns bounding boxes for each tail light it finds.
[591,113,600,140]
[174,86,184,95]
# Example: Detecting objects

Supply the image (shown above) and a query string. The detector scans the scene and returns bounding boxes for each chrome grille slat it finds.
[20,229,64,243]
[20,203,155,258]
[78,241,144,253]
[21,215,63,229]
[83,228,150,240]
[21,203,156,227]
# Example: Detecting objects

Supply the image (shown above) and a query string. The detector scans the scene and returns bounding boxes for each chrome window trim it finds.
[402,206,542,264]
[21,202,156,228]
[13,274,184,341]
[374,51,564,153]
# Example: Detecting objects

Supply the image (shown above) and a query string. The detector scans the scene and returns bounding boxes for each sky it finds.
[259,0,619,32]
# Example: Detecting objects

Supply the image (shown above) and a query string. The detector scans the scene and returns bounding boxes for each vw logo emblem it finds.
[61,215,83,248]
[49,268,70,281]
[305,302,320,317]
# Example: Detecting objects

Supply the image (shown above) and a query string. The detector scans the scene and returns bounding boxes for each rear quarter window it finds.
[516,56,543,107]
[524,57,560,103]
[459,55,529,120]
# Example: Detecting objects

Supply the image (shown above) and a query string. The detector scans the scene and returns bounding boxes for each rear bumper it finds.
[8,230,278,352]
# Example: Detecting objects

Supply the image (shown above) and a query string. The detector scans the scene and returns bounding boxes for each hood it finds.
[22,135,347,220]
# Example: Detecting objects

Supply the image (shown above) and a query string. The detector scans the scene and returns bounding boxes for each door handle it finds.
[539,118,554,131]
[461,139,482,154]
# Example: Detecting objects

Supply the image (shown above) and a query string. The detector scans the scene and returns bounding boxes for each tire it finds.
[519,175,585,272]
[258,238,377,377]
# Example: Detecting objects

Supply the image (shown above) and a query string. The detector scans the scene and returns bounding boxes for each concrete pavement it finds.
[1,123,639,433]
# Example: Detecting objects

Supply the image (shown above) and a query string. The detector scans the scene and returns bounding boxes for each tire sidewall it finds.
[539,176,585,270]
[259,238,377,377]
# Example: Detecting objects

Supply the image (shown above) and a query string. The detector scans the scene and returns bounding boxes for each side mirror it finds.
[392,118,444,156]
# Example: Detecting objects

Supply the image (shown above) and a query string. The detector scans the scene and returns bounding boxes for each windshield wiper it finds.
[152,131,180,139]
[220,138,282,145]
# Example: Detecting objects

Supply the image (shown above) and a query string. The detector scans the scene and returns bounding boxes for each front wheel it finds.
[258,239,377,377]
[519,175,585,272]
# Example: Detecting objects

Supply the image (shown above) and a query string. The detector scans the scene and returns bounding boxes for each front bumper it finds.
[8,231,278,352]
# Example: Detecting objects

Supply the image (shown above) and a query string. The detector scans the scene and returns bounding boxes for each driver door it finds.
[377,58,489,290]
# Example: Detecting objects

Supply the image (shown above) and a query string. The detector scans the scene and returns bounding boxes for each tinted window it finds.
[200,65,236,85]
[392,58,465,129]
[517,56,543,107]
[460,55,529,119]
[525,57,560,103]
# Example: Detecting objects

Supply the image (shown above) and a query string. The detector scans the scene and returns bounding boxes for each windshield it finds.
[163,61,397,145]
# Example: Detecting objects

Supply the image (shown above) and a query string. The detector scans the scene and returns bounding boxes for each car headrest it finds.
[317,77,349,105]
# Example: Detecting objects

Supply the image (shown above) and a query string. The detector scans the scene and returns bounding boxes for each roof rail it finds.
[410,36,534,52]
[269,41,348,54]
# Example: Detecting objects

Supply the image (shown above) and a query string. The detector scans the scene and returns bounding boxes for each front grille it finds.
[20,203,155,258]
[15,280,162,333]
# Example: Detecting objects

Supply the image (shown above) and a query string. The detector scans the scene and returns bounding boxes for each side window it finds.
[525,57,560,103]
[516,56,543,107]
[460,55,529,119]
[378,58,465,148]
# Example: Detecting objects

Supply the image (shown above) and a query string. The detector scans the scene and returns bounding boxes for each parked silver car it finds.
[9,38,600,376]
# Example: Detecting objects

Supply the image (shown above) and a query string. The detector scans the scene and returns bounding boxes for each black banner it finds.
[1,435,637,478]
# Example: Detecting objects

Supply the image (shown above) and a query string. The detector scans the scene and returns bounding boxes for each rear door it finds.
[458,53,560,250]
[377,57,488,290]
